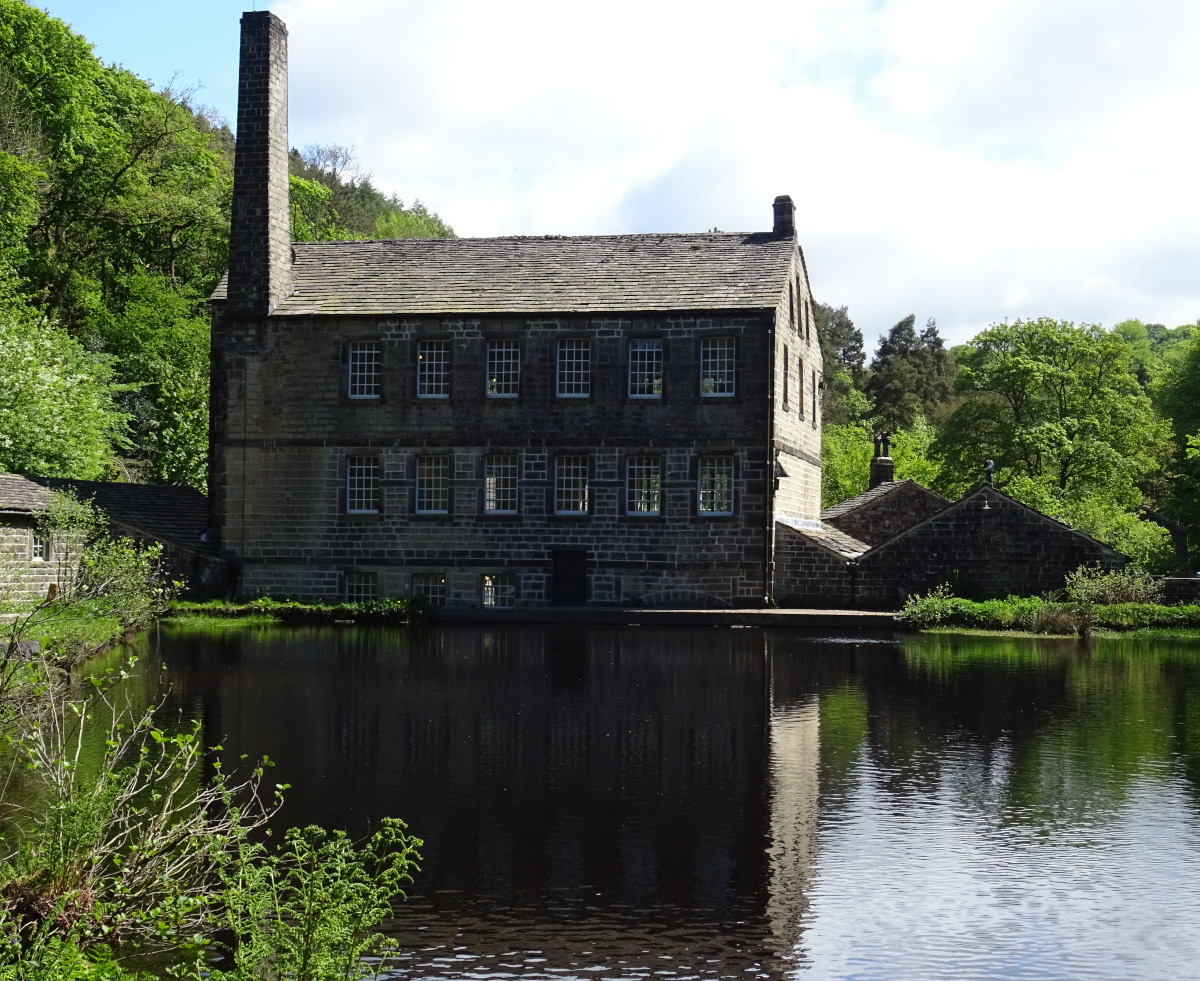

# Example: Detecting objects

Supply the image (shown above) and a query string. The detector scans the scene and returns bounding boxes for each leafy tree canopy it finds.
[865,315,957,430]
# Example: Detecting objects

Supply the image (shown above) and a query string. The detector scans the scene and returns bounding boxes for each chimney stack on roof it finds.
[869,432,895,488]
[227,11,292,317]
[773,195,795,237]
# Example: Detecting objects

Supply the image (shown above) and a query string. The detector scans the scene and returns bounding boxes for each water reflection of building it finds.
[161,625,826,975]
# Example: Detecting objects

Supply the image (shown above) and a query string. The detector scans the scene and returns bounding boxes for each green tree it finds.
[0,304,127,479]
[865,315,956,430]
[820,416,942,509]
[934,318,1174,567]
[815,302,866,425]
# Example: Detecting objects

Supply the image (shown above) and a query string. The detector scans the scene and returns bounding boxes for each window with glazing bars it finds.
[698,456,734,515]
[487,339,520,397]
[700,337,735,396]
[555,455,589,514]
[628,339,663,397]
[485,454,518,513]
[416,340,450,398]
[482,574,516,608]
[556,338,590,397]
[345,571,377,601]
[31,536,47,561]
[626,456,661,515]
[348,341,381,398]
[416,455,450,513]
[411,573,446,607]
[346,456,380,513]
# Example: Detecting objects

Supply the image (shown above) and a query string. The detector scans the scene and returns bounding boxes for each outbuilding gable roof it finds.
[0,474,210,550]
[211,232,799,316]
[776,516,870,559]
[820,479,947,521]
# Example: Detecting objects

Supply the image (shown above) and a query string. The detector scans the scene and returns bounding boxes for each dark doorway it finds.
[551,549,588,606]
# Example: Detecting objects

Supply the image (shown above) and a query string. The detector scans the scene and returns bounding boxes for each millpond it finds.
[125,625,1200,978]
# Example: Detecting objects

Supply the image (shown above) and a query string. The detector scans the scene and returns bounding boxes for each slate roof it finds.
[0,474,211,550]
[210,233,797,316]
[775,516,870,559]
[819,480,942,521]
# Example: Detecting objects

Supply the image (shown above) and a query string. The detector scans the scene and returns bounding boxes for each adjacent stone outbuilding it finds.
[0,474,223,600]
[820,479,948,548]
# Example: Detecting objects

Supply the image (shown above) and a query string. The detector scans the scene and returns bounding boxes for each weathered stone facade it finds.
[209,11,823,608]
[821,480,948,548]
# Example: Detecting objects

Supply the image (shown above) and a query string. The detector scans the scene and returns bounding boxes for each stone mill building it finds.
[209,11,825,608]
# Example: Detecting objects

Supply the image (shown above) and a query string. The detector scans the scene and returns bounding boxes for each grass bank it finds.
[168,595,428,627]
[899,591,1200,635]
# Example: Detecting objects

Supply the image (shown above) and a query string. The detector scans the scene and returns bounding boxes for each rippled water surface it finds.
[142,625,1200,979]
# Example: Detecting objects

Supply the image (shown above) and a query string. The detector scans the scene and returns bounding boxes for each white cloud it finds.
[271,0,1200,345]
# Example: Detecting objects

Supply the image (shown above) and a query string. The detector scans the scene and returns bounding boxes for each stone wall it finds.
[772,524,852,607]
[0,517,57,603]
[210,308,780,606]
[823,481,947,547]
[854,486,1126,606]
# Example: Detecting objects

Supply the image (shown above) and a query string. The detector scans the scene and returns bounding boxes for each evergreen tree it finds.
[865,315,956,430]
[815,303,867,425]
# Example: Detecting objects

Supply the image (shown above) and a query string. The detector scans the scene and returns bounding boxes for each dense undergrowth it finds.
[897,565,1200,635]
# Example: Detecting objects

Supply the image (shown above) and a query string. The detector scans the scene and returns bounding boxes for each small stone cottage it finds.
[209,12,825,608]
[774,444,1127,607]
[0,474,222,601]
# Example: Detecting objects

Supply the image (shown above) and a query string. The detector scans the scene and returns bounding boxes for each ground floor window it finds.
[411,572,446,607]
[31,535,48,561]
[483,573,516,608]
[698,456,734,515]
[345,571,377,602]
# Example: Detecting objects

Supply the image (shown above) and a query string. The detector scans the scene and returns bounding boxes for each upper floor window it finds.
[416,455,450,514]
[701,337,736,397]
[31,535,48,562]
[812,369,818,426]
[417,340,450,398]
[628,339,663,398]
[698,456,734,515]
[487,339,520,397]
[346,456,380,514]
[782,344,790,407]
[485,454,518,514]
[798,357,805,419]
[345,571,377,602]
[556,338,590,398]
[347,341,381,399]
[626,456,661,516]
[555,455,589,514]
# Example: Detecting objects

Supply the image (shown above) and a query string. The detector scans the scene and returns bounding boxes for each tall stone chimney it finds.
[227,11,291,317]
[773,195,795,237]
[869,432,895,488]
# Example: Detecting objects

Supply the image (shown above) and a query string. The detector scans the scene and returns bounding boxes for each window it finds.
[347,341,381,399]
[346,456,380,514]
[698,456,734,515]
[701,337,735,397]
[487,339,520,397]
[345,572,377,601]
[812,369,818,426]
[556,338,590,397]
[626,456,661,516]
[482,574,516,608]
[805,299,811,343]
[798,357,805,419]
[782,344,789,406]
[417,340,450,398]
[628,339,663,398]
[412,573,446,607]
[416,455,450,514]
[31,535,47,562]
[555,455,589,514]
[485,454,518,513]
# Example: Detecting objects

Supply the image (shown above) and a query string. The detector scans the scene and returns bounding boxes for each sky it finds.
[40,0,1200,348]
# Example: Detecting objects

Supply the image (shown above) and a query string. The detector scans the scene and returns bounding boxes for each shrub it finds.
[1064,564,1165,605]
